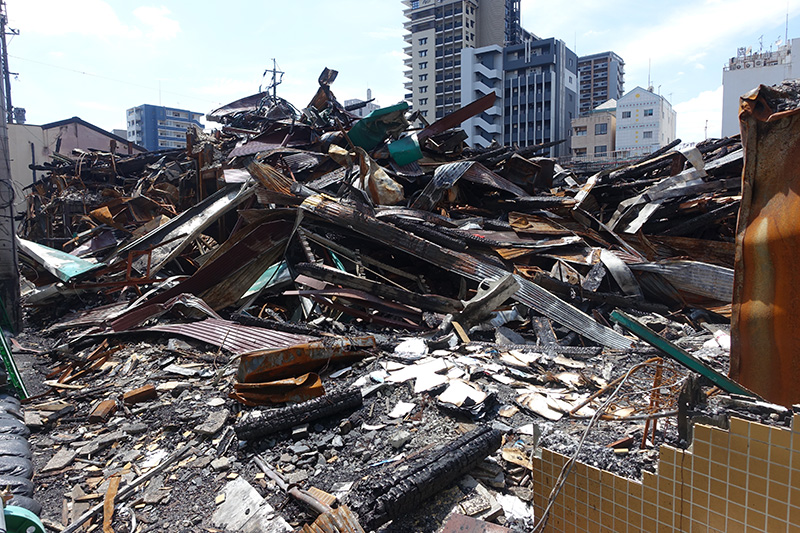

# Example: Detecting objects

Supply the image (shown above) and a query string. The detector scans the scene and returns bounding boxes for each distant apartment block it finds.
[578,52,624,115]
[721,38,798,136]
[571,99,616,158]
[461,37,578,157]
[615,86,677,157]
[126,104,204,151]
[402,0,531,123]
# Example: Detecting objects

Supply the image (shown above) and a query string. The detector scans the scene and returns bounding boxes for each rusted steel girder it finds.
[732,83,800,406]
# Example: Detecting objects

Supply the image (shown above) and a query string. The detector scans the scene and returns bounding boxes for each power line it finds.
[8,54,226,107]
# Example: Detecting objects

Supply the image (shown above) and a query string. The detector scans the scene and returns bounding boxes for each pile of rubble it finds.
[6,69,788,532]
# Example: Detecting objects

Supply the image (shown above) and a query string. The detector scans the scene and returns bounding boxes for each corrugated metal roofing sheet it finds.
[142,318,317,356]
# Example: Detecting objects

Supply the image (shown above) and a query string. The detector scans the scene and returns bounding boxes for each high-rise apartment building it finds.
[721,39,798,137]
[577,52,624,115]
[461,37,578,156]
[402,0,528,122]
[126,104,204,151]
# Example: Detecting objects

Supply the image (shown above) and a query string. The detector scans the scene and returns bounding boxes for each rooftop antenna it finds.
[647,58,651,90]
[787,2,790,45]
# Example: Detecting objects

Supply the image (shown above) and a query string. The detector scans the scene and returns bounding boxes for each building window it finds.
[595,145,607,155]
[574,148,587,156]
[419,98,428,106]
[420,110,428,117]
[419,49,427,57]
[575,126,587,136]
[622,111,631,118]
[418,37,427,45]
[411,0,419,8]
[595,123,608,135]
[419,73,428,81]
[419,86,428,93]
[644,108,654,116]
[643,131,653,139]
[419,62,427,69]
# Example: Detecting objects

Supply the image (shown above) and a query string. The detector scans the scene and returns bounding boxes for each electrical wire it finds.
[8,54,224,107]
[531,360,674,532]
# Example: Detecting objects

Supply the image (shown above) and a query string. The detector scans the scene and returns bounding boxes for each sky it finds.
[5,0,800,144]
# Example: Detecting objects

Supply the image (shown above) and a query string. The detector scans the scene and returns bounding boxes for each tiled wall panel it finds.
[531,415,800,532]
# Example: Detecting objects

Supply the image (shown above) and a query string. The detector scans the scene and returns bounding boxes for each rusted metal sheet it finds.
[441,513,511,533]
[231,372,324,406]
[411,161,525,211]
[732,83,800,406]
[109,182,255,276]
[300,505,366,533]
[238,336,376,383]
[142,318,317,356]
[110,293,222,332]
[300,195,632,350]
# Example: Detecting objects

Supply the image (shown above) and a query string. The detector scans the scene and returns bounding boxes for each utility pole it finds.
[0,0,19,331]
[261,58,284,100]
[0,0,16,124]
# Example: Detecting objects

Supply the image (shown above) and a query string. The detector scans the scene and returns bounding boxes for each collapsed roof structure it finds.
[4,71,799,532]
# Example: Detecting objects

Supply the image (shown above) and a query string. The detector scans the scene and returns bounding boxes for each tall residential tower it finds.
[577,52,625,115]
[402,0,528,121]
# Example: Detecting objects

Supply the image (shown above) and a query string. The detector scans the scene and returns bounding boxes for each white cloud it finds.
[10,0,139,39]
[9,1,179,41]
[674,85,723,142]
[133,6,181,40]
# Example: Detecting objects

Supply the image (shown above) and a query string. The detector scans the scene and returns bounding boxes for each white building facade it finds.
[721,39,798,137]
[615,86,676,157]
[461,45,504,147]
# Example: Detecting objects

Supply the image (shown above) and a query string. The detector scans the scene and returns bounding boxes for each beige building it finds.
[571,99,616,158]
[7,124,45,215]
[7,117,146,216]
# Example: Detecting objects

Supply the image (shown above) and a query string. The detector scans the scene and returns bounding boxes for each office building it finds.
[615,86,677,157]
[461,37,578,156]
[577,51,624,115]
[126,104,204,151]
[402,0,530,122]
[571,99,616,158]
[721,39,798,136]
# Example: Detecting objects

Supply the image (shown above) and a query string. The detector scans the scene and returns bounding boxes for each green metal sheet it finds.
[610,309,758,398]
[17,238,104,283]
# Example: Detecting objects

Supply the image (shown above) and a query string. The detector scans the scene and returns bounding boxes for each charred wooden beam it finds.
[351,426,502,531]
[235,388,363,441]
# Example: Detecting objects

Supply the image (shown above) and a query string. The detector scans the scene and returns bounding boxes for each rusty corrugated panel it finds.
[142,318,317,356]
[238,336,376,382]
[110,293,222,332]
[731,83,800,406]
[48,302,130,332]
[300,195,632,350]
[108,182,255,276]
[230,372,324,406]
[301,505,365,533]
